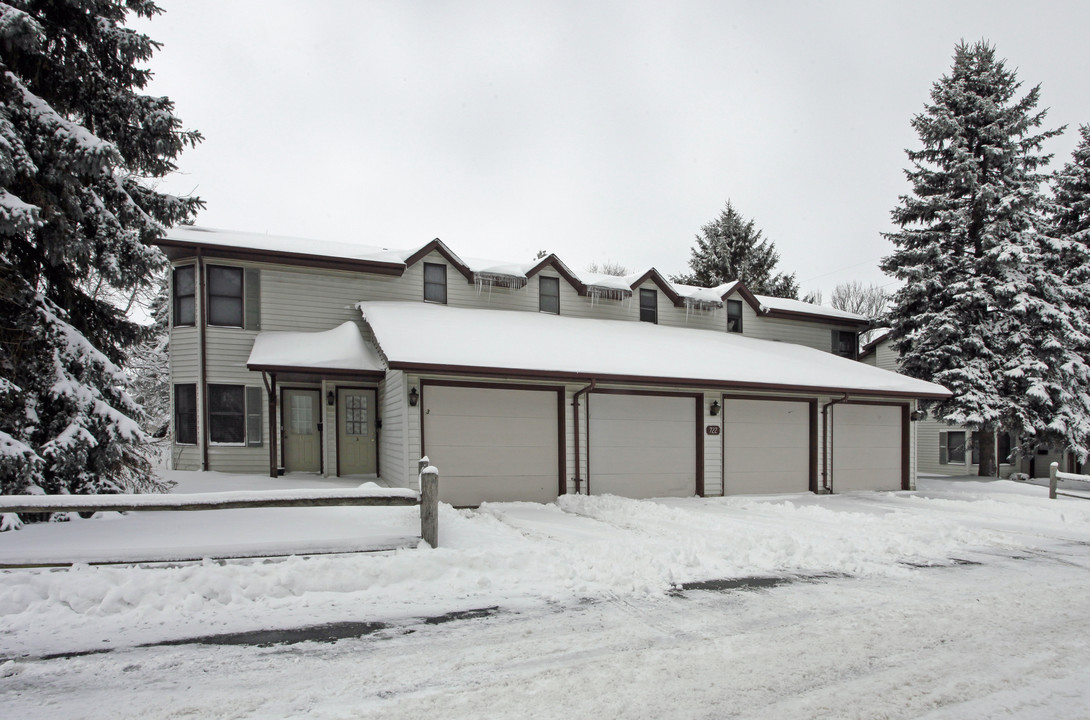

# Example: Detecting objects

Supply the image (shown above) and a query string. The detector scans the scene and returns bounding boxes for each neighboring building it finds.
[156,227,948,505]
[860,331,1060,478]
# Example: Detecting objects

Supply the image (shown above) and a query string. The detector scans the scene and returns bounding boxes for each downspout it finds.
[197,249,208,472]
[262,372,278,478]
[821,394,849,493]
[572,380,597,494]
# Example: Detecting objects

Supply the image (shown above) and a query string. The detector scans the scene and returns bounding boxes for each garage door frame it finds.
[832,400,911,491]
[586,389,704,497]
[419,379,567,498]
[722,394,818,495]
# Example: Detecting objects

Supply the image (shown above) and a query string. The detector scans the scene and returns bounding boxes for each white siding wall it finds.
[380,370,409,487]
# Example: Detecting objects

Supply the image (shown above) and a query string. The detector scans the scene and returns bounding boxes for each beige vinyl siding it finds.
[380,370,409,488]
[701,390,723,495]
[170,328,199,382]
[873,342,901,372]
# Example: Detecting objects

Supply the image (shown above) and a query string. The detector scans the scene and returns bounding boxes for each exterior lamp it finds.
[326,390,335,406]
[710,400,720,416]
[910,410,924,421]
[409,386,419,407]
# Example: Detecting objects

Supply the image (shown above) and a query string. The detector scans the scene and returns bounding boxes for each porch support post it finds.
[263,372,278,478]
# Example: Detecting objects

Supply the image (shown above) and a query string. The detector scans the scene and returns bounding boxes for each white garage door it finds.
[722,398,812,495]
[588,393,697,498]
[422,384,559,506]
[832,403,904,492]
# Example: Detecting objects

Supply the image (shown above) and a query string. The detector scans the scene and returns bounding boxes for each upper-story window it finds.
[173,266,195,327]
[639,289,657,324]
[539,276,560,314]
[424,263,447,304]
[207,265,244,327]
[726,299,743,333]
[832,330,857,359]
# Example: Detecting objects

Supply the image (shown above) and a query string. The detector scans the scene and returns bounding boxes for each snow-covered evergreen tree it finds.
[880,41,1088,475]
[0,1,201,499]
[673,201,799,298]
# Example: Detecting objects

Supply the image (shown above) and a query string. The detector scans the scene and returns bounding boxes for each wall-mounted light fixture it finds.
[409,386,419,407]
[327,390,335,406]
[910,410,924,421]
[710,400,720,416]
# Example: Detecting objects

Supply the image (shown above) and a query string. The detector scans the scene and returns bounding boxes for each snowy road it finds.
[3,476,1090,718]
[6,551,1090,719]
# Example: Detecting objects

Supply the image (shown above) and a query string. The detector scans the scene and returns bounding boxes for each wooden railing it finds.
[1049,461,1090,500]
[0,459,440,551]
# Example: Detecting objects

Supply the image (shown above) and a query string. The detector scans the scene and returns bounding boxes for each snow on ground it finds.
[2,472,1090,718]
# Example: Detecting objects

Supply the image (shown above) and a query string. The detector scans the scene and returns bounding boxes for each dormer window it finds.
[639,289,657,324]
[424,263,447,304]
[727,299,743,333]
[539,276,560,314]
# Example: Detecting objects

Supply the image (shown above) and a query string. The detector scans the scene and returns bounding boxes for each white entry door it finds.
[338,388,377,475]
[722,398,812,495]
[588,392,697,498]
[283,388,321,473]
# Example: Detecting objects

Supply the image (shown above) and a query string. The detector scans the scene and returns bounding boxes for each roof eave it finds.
[385,360,949,399]
[155,238,406,276]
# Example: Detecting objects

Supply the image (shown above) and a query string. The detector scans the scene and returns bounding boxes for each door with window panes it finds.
[338,388,377,475]
[283,389,321,472]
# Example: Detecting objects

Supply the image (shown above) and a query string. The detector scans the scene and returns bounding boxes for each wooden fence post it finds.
[1050,461,1058,500]
[419,457,439,548]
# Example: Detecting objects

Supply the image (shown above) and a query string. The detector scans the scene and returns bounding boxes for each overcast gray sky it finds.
[134,1,1090,298]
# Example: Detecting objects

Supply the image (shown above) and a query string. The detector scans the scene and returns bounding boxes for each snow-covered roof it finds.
[357,302,949,398]
[247,322,385,373]
[755,294,868,323]
[161,227,869,325]
[165,226,407,266]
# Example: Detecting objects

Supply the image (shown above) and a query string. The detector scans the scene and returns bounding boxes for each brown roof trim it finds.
[524,254,587,294]
[388,361,950,399]
[246,364,386,380]
[154,238,406,277]
[722,282,763,312]
[859,329,892,359]
[629,269,685,307]
[762,306,871,328]
[402,238,475,283]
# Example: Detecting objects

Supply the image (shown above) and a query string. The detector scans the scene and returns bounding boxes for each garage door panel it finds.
[588,394,697,498]
[725,446,809,474]
[430,416,557,446]
[591,445,696,472]
[833,404,903,492]
[441,475,558,506]
[423,385,559,505]
[426,444,556,476]
[722,399,811,495]
[725,470,808,495]
[590,473,694,499]
[724,423,809,448]
[591,394,694,422]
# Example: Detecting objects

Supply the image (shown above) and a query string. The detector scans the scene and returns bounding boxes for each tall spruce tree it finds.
[880,41,1089,475]
[0,1,201,499]
[672,201,799,298]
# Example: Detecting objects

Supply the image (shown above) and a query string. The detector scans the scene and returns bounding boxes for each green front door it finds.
[338,388,377,475]
[283,388,321,473]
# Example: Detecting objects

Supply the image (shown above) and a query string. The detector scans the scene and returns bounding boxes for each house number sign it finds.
[706,425,721,435]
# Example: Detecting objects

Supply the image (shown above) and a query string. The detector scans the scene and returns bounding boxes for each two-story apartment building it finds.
[861,330,1062,478]
[157,226,949,506]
